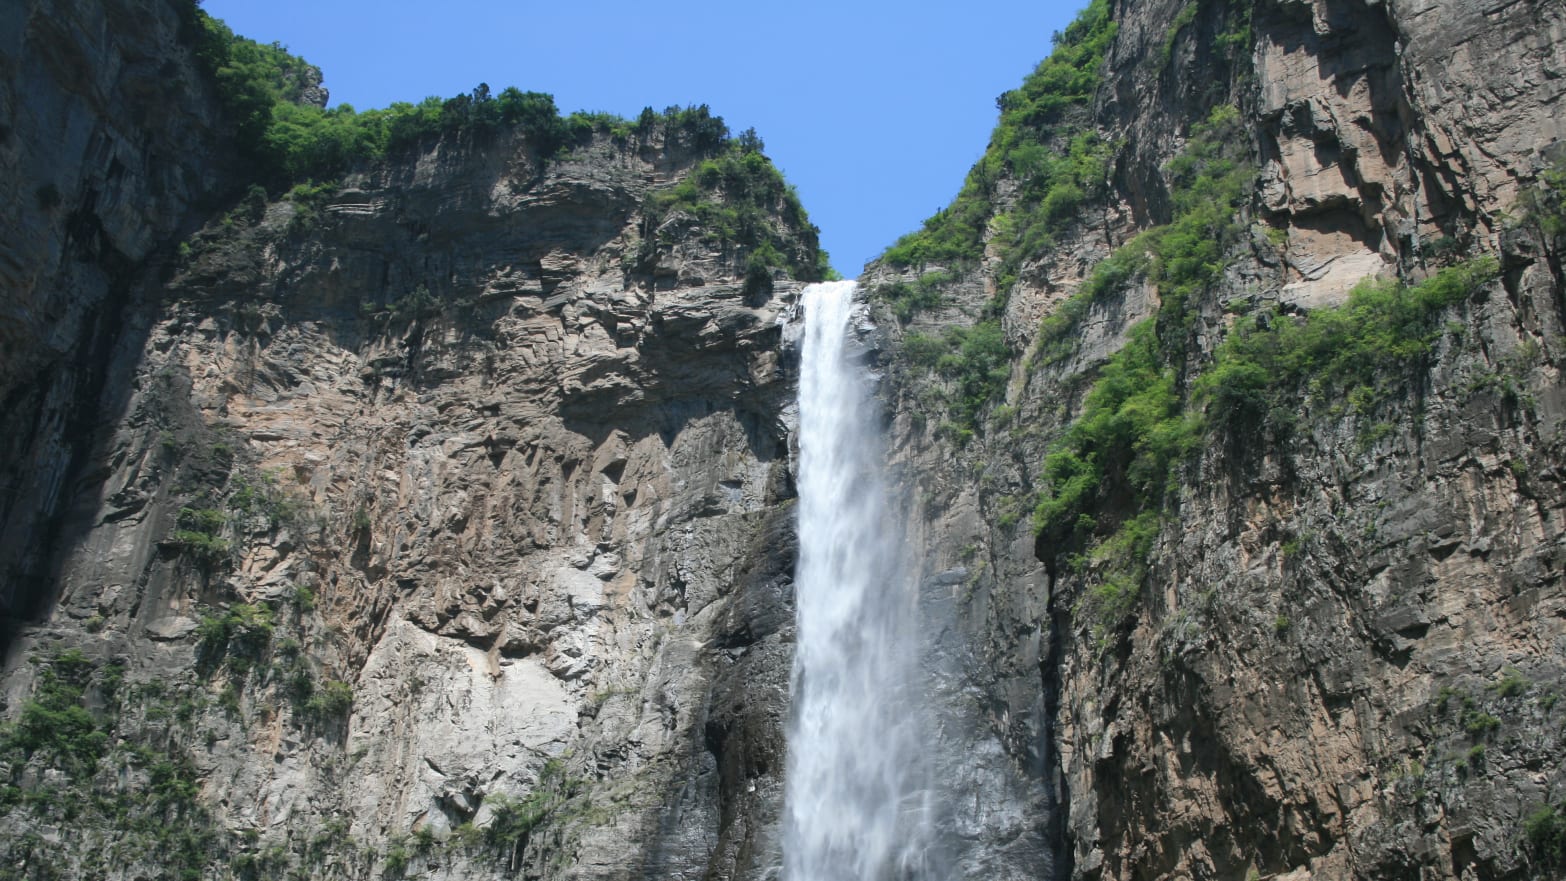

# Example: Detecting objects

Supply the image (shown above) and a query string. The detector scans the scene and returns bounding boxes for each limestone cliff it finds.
[866,0,1566,878]
[0,3,816,879]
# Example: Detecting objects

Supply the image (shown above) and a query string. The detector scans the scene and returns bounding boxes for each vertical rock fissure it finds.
[785,281,935,880]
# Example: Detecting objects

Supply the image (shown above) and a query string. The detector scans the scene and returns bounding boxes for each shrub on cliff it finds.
[881,0,1117,271]
[179,5,741,192]
[1197,256,1500,434]
[1527,803,1566,869]
[642,144,823,282]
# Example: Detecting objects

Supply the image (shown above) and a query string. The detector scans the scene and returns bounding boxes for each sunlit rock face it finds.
[860,0,1566,878]
[0,6,813,873]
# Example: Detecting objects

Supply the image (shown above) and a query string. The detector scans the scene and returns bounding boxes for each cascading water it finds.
[784,280,933,881]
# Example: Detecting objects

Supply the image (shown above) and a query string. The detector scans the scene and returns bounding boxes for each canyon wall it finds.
[868,0,1566,877]
[0,3,813,878]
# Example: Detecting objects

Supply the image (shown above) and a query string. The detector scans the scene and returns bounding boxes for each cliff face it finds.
[868,0,1566,878]
[0,5,813,878]
[0,0,231,623]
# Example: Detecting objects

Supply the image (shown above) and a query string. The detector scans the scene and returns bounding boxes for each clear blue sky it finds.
[205,0,1085,277]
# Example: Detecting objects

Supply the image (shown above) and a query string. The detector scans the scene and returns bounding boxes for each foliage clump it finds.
[479,760,582,870]
[641,141,825,284]
[1518,155,1566,239]
[196,602,275,672]
[1,650,108,778]
[1197,257,1499,434]
[172,506,230,569]
[304,680,355,722]
[1527,803,1566,869]
[875,271,952,323]
[881,0,1117,272]
[901,320,1013,438]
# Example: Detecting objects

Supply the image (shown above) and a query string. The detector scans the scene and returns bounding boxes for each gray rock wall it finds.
[0,0,230,623]
[0,71,809,881]
[865,0,1566,878]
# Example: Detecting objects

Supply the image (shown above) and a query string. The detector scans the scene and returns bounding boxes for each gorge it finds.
[2,0,1565,878]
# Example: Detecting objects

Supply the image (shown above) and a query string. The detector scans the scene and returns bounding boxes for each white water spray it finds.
[784,281,933,881]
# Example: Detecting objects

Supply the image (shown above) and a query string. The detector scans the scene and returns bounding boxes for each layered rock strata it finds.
[0,7,814,875]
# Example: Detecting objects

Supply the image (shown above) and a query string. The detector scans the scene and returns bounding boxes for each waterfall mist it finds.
[783,281,935,881]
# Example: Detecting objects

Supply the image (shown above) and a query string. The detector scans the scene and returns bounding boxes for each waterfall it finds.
[784,280,932,881]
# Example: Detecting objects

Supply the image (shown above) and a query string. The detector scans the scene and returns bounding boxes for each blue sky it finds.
[205,0,1085,276]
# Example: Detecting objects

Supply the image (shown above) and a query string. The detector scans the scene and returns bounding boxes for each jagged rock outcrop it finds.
[865,0,1566,878]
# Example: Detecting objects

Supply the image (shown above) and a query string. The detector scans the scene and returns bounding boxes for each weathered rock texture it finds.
[0,5,812,876]
[0,0,232,621]
[865,0,1566,878]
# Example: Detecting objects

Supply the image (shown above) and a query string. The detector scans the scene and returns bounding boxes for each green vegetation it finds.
[895,105,1249,449]
[1463,708,1501,736]
[369,758,589,872]
[483,760,581,863]
[1,650,108,777]
[882,0,1117,274]
[1035,105,1252,368]
[1527,803,1566,868]
[176,0,815,283]
[196,602,275,673]
[1518,155,1566,239]
[1028,102,1496,642]
[640,141,824,285]
[282,179,339,234]
[1197,257,1499,434]
[1492,669,1531,698]
[228,470,304,530]
[1159,2,1201,67]
[1032,284,1098,366]
[172,506,231,569]
[874,271,953,323]
[304,680,355,722]
[1465,743,1486,766]
[182,6,616,185]
[901,319,1012,437]
[0,652,219,880]
[1034,322,1190,633]
[291,584,317,612]
[1030,106,1247,636]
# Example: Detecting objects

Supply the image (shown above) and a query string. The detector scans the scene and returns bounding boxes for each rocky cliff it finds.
[0,3,818,878]
[0,0,235,624]
[867,0,1566,878]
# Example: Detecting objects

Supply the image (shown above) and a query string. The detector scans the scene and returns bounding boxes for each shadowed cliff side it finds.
[0,0,238,630]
